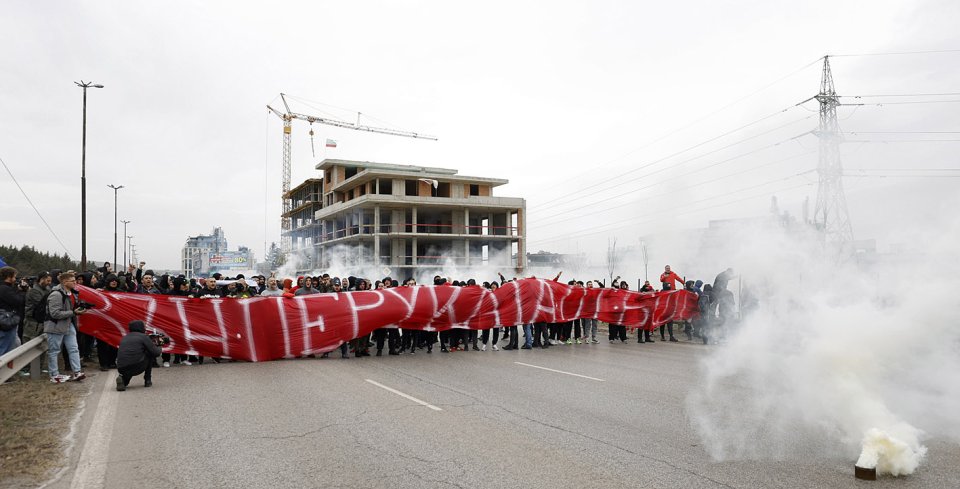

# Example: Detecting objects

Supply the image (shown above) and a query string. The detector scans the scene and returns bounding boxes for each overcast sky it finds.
[2,1,959,270]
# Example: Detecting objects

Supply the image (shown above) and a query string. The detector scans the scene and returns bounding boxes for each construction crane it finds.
[266,93,437,258]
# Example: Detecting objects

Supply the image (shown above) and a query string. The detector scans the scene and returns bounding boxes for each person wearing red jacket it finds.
[659,265,684,291]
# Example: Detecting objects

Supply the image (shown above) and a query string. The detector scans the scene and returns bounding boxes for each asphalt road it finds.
[51,334,958,489]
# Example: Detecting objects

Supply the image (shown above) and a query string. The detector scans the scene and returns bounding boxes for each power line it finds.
[845,131,960,134]
[528,58,824,207]
[845,168,960,171]
[829,49,960,57]
[841,92,960,98]
[531,150,814,229]
[0,155,73,258]
[530,171,815,245]
[843,139,960,143]
[853,100,960,106]
[531,179,815,247]
[531,135,812,226]
[530,109,814,213]
[844,174,960,178]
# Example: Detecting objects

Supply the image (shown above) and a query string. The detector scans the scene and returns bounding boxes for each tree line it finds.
[0,244,96,278]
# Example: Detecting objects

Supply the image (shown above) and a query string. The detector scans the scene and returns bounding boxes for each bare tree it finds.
[606,237,620,284]
[640,239,649,282]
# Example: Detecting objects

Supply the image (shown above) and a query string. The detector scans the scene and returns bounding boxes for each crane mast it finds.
[266,93,437,259]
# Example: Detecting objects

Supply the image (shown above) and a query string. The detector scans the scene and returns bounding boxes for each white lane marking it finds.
[71,371,120,489]
[514,362,605,382]
[365,379,443,411]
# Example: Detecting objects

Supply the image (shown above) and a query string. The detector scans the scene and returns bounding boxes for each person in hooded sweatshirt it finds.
[96,274,123,370]
[115,320,162,391]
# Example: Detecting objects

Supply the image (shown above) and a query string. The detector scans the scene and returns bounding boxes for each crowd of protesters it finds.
[0,260,739,385]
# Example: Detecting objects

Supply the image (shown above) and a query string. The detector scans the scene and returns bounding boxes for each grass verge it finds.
[0,375,88,488]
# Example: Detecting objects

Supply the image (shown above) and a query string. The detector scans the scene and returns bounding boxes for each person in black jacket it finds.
[0,266,27,355]
[96,275,122,371]
[115,320,162,391]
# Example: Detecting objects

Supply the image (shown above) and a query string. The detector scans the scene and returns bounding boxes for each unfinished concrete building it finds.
[297,159,525,274]
[282,178,324,269]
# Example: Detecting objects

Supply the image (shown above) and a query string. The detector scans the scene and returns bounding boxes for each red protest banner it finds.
[77,279,698,362]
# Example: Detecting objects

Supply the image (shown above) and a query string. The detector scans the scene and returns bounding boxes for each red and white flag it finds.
[76,280,699,362]
[325,139,337,148]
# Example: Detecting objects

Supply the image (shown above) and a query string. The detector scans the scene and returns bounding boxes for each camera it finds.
[75,300,96,310]
[148,332,171,347]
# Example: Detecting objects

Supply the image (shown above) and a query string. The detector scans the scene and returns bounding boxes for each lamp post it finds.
[121,221,131,270]
[75,80,104,272]
[108,184,124,272]
[128,238,134,265]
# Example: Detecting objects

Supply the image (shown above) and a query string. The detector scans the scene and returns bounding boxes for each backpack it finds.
[0,310,18,331]
[32,289,65,323]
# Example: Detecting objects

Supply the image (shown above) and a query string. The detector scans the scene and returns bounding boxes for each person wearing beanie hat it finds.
[94,274,122,371]
[115,320,162,391]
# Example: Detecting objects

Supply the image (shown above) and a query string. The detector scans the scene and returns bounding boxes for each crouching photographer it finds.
[115,320,165,391]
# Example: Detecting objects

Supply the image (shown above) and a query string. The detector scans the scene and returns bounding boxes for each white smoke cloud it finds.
[685,215,960,476]
[278,243,528,286]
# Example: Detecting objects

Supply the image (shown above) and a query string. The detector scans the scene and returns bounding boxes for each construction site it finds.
[268,95,525,275]
[284,159,526,274]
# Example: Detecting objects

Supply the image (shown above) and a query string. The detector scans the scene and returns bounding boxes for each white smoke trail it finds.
[277,244,529,286]
[685,218,960,476]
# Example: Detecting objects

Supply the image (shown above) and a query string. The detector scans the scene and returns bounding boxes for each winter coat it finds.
[116,321,161,369]
[22,283,50,335]
[0,282,25,313]
[43,285,76,335]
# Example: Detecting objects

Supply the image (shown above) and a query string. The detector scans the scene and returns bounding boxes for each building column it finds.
[374,205,381,266]
[518,208,526,271]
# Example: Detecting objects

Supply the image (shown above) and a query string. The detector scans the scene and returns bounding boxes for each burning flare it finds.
[856,428,926,476]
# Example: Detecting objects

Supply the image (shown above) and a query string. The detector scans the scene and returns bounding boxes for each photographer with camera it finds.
[115,320,163,391]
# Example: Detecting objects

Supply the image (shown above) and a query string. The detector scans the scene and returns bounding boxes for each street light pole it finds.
[127,236,134,270]
[75,80,104,272]
[121,220,131,270]
[108,184,124,272]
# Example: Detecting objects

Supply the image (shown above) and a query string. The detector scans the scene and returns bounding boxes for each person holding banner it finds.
[314,278,350,359]
[260,276,284,297]
[399,278,422,354]
[480,281,501,351]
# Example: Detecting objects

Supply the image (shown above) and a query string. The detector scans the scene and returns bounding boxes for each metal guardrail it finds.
[0,334,47,383]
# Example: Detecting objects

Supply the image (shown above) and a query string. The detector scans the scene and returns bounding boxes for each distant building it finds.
[182,227,227,278]
[181,227,254,278]
[191,246,256,277]
[286,158,526,274]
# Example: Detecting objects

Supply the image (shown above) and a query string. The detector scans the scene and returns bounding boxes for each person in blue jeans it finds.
[521,324,534,349]
[44,271,88,383]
